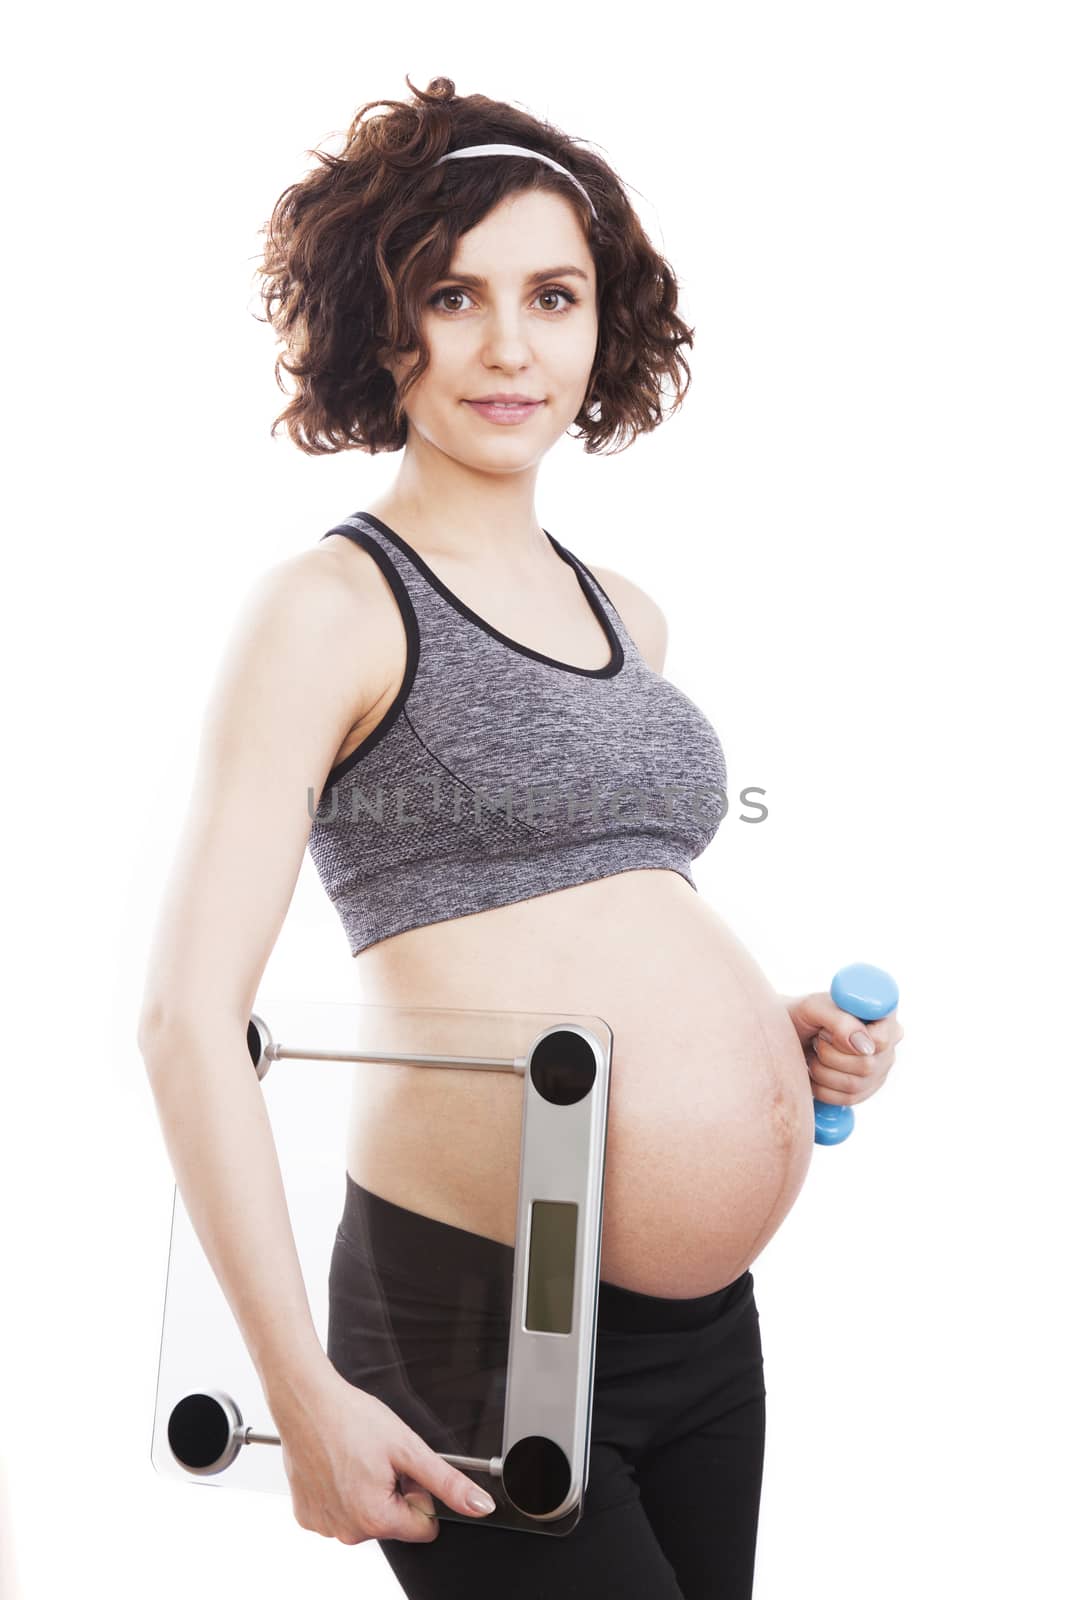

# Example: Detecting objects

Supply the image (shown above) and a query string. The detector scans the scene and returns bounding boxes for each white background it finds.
[3,4,1064,1596]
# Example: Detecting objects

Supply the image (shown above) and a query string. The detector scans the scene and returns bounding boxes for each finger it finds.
[819,999,896,1056]
[785,991,834,1029]
[403,1493,438,1521]
[400,1442,497,1521]
[385,1475,440,1541]
[860,1016,904,1050]
[397,1472,437,1521]
[810,1043,892,1102]
[809,1046,871,1098]
[812,1033,881,1078]
[809,1075,864,1105]
[819,1024,877,1056]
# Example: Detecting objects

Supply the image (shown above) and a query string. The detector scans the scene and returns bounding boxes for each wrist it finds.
[260,1343,337,1417]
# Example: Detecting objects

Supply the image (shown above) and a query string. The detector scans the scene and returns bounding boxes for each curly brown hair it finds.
[254,74,695,456]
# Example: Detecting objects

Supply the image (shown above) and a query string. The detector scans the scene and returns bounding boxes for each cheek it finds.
[566,319,599,382]
[546,316,595,372]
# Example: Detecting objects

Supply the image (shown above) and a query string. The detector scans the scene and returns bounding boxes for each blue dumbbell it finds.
[813,962,899,1146]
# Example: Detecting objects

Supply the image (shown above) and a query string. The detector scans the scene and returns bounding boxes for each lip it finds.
[464,399,544,425]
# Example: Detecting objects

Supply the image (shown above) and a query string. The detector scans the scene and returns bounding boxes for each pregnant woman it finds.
[139,74,901,1600]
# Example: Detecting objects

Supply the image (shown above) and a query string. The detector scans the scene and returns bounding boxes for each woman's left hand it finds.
[781,992,904,1107]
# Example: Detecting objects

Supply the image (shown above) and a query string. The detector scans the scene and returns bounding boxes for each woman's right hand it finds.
[271,1364,497,1544]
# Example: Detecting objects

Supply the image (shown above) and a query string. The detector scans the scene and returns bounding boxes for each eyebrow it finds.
[431,265,590,289]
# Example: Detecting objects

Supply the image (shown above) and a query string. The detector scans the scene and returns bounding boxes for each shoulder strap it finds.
[319,518,422,660]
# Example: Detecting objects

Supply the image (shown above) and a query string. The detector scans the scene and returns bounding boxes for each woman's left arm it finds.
[779,992,904,1108]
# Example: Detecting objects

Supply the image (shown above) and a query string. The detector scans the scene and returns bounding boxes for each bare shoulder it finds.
[191,536,402,799]
[296,530,397,623]
[254,534,401,693]
[584,562,669,674]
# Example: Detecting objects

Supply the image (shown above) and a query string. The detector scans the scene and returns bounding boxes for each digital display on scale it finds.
[524,1199,579,1334]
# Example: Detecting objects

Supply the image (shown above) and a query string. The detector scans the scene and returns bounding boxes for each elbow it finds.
[137,994,249,1068]
[137,999,171,1069]
[137,993,162,1049]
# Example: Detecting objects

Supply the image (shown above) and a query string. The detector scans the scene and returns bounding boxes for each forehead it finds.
[443,190,596,284]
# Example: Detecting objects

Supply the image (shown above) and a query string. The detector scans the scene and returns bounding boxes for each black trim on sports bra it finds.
[318,527,421,791]
[350,511,624,680]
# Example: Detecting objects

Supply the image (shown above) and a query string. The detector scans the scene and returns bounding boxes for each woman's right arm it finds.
[136,544,495,1542]
[137,547,366,1401]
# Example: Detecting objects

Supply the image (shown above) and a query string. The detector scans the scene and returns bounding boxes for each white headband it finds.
[432,142,598,222]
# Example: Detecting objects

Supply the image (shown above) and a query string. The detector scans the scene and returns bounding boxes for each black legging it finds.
[327,1174,766,1599]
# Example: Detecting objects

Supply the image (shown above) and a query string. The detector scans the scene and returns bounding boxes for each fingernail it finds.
[850,1031,875,1055]
[468,1489,495,1513]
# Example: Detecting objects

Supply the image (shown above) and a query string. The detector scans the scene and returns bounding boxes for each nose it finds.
[479,305,535,370]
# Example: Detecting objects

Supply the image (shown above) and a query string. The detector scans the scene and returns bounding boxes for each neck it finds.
[366,433,551,567]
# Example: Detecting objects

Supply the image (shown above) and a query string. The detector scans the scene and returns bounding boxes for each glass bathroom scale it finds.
[150,993,614,1536]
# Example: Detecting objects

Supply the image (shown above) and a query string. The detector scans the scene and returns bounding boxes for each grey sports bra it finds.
[307,511,728,956]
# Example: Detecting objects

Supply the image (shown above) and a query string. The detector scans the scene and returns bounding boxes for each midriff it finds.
[346,865,814,1298]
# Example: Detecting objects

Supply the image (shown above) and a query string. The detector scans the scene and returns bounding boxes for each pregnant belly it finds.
[347,869,815,1297]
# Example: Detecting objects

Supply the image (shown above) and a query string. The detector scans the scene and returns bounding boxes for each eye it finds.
[537,287,578,313]
[428,287,473,314]
[428,285,579,315]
